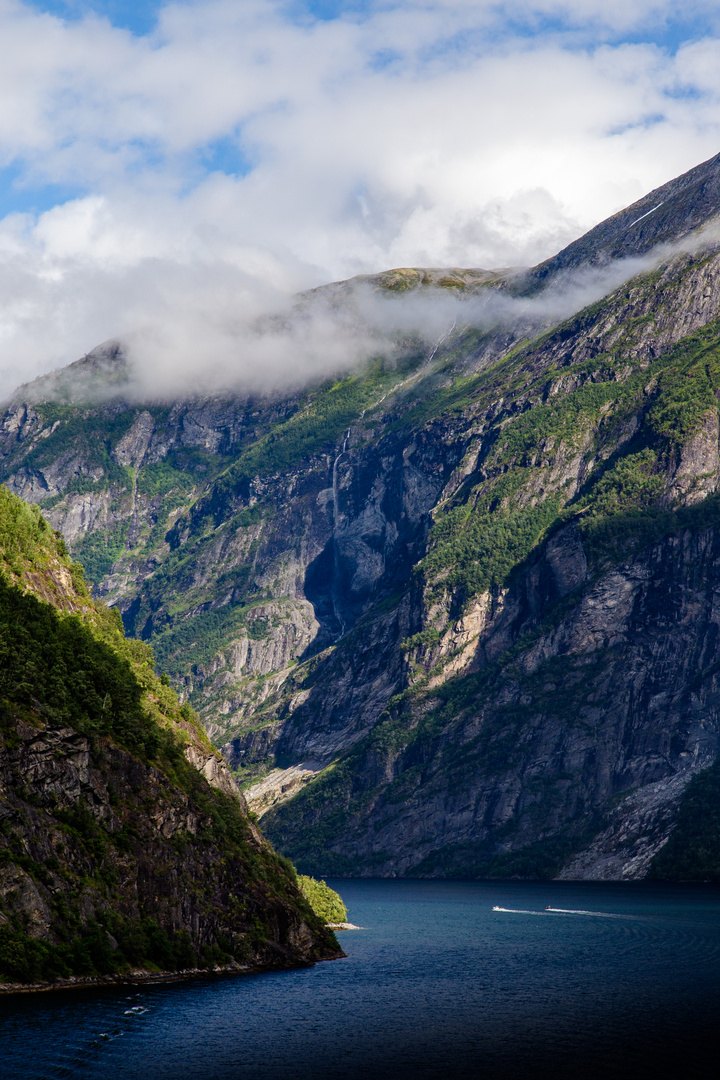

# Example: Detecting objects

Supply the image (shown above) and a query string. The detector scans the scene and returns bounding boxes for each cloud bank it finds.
[2,0,720,396]
[112,249,668,400]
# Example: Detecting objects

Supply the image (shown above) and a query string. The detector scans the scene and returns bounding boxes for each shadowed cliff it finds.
[0,487,341,990]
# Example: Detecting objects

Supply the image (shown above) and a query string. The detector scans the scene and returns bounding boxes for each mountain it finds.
[0,487,340,989]
[4,151,720,881]
[521,149,720,286]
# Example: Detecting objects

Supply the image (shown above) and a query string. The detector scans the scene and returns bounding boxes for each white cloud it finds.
[0,0,720,397]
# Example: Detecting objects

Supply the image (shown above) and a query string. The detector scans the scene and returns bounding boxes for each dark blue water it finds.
[2,880,719,1080]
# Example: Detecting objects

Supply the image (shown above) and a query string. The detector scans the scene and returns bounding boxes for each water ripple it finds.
[2,882,720,1080]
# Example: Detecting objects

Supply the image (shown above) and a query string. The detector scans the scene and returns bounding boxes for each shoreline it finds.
[0,951,345,996]
[0,962,250,996]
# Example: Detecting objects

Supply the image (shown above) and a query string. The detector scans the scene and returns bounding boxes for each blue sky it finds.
[1,0,720,393]
[25,1,163,36]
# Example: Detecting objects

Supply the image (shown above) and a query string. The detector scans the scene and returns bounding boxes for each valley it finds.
[4,152,720,881]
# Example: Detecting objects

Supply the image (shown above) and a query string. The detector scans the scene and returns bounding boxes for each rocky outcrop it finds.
[0,489,341,988]
[0,712,338,981]
[522,149,720,286]
[244,763,324,817]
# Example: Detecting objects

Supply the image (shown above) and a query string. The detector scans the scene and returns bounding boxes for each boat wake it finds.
[492,905,626,918]
[545,907,622,918]
[492,907,547,915]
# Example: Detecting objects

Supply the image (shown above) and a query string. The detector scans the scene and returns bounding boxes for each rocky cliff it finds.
[0,488,340,990]
[4,152,720,881]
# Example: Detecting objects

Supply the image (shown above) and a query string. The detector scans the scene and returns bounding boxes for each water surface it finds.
[2,880,719,1079]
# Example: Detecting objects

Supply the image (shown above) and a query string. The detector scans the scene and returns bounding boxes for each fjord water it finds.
[2,881,719,1080]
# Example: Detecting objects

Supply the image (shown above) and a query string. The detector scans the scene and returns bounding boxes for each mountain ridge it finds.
[524,149,720,286]
[4,151,720,880]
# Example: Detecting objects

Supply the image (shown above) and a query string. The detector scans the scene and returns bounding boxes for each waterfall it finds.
[427,319,457,363]
[331,429,351,638]
[326,322,456,640]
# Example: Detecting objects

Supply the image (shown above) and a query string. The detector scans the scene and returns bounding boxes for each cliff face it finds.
[4,152,720,881]
[268,519,720,878]
[0,489,340,989]
[261,233,720,879]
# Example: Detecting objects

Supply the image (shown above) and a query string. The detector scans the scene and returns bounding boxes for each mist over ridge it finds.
[9,203,720,406]
[3,1,720,405]
[6,149,720,885]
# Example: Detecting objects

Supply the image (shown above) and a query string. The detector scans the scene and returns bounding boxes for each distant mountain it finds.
[0,487,340,990]
[4,151,720,882]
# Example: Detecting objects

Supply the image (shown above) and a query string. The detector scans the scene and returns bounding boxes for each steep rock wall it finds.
[0,711,338,981]
[265,520,720,878]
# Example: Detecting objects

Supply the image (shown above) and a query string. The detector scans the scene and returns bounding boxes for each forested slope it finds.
[0,488,340,989]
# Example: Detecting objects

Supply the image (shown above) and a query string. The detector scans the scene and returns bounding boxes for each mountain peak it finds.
[528,149,720,286]
[7,340,129,406]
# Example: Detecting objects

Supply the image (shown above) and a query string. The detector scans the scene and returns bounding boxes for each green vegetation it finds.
[0,917,197,984]
[0,487,336,983]
[73,522,130,586]
[649,760,720,881]
[5,405,136,504]
[196,354,423,525]
[647,339,720,446]
[390,366,488,432]
[0,486,56,574]
[136,449,219,499]
[0,485,227,785]
[576,491,720,565]
[401,628,441,652]
[149,602,252,677]
[576,448,663,519]
[265,757,371,877]
[297,876,348,922]
[134,595,275,684]
[0,576,168,761]
[421,495,561,602]
[418,315,720,609]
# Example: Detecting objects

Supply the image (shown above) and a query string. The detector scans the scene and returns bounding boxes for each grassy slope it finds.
[298,876,348,923]
[0,485,214,756]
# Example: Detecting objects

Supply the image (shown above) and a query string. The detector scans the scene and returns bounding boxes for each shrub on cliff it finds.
[298,876,347,923]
